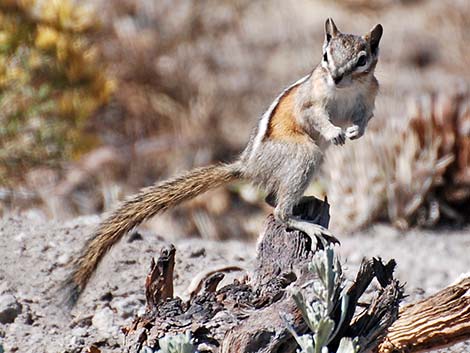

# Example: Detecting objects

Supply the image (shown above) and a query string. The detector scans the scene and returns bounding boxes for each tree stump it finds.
[123,197,403,353]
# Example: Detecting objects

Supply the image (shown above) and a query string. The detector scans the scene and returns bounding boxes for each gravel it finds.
[0,294,21,324]
[0,215,469,352]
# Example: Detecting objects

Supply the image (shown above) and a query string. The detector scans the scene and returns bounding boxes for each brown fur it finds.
[264,86,311,144]
[63,163,241,306]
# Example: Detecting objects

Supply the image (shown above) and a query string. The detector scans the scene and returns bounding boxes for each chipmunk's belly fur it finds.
[327,83,368,128]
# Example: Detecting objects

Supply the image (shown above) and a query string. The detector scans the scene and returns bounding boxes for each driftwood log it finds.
[378,275,470,353]
[123,197,404,353]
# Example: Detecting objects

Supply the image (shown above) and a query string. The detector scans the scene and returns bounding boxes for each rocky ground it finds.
[0,215,469,353]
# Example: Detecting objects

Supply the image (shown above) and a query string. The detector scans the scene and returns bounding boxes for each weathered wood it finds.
[123,197,403,353]
[378,276,470,353]
[145,245,175,310]
[330,258,402,352]
[252,196,331,288]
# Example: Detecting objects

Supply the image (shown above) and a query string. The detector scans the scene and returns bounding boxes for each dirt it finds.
[0,215,469,353]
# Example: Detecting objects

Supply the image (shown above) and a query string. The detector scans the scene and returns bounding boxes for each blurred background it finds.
[1,0,469,239]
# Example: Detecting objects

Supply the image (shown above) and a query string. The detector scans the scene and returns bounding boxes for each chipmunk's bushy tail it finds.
[63,163,241,307]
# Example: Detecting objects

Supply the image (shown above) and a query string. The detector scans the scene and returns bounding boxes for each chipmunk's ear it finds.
[324,18,340,43]
[366,24,383,54]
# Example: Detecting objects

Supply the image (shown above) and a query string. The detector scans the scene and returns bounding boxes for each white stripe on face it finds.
[326,45,336,72]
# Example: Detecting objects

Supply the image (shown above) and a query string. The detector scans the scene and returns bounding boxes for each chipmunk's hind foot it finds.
[285,217,340,248]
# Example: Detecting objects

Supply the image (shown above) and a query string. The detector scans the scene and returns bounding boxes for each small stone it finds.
[14,232,26,242]
[0,294,22,324]
[56,253,71,266]
[190,247,206,258]
[100,292,113,302]
[71,326,88,338]
[21,308,34,325]
[0,281,11,295]
[92,307,117,337]
[127,231,143,243]
[69,335,85,347]
[137,306,146,317]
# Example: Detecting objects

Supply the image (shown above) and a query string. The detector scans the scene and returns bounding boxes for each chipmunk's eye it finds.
[356,55,367,67]
[323,52,328,63]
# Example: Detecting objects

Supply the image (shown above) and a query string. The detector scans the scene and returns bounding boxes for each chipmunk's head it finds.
[321,18,383,88]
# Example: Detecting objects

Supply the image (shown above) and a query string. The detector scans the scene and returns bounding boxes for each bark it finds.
[378,276,470,353]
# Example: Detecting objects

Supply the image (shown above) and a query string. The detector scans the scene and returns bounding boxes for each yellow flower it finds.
[82,46,98,65]
[58,90,76,117]
[6,66,27,84]
[27,50,42,69]
[55,34,68,61]
[36,0,97,32]
[100,78,116,103]
[0,31,10,49]
[66,3,97,32]
[38,0,62,25]
[35,25,59,50]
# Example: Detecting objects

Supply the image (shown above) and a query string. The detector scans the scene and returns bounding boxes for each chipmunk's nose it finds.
[333,74,343,85]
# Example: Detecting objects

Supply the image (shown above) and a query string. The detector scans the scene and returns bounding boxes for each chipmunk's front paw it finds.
[346,125,363,140]
[324,126,345,146]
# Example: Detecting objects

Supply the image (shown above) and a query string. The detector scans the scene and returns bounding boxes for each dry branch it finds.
[378,276,470,353]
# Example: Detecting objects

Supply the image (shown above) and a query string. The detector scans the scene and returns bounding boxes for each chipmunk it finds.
[63,18,383,307]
